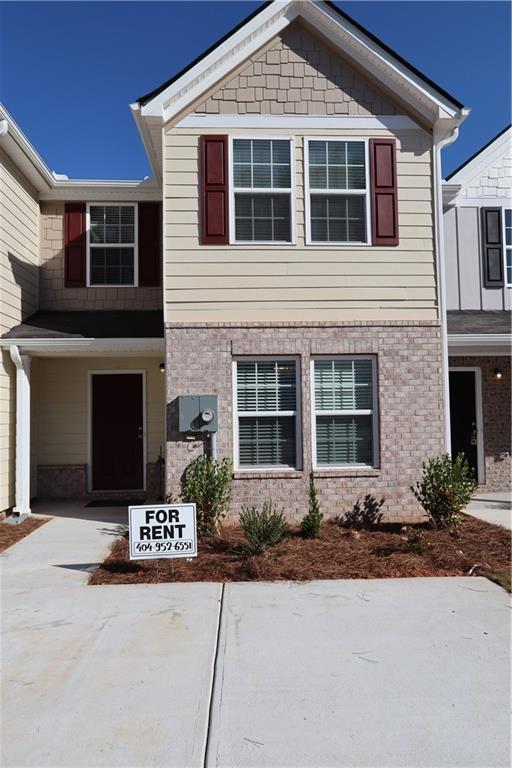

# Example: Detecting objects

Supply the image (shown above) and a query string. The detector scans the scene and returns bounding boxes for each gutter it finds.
[433,110,470,453]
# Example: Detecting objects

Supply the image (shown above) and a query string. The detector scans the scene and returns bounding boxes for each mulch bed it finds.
[89,515,511,588]
[0,515,50,552]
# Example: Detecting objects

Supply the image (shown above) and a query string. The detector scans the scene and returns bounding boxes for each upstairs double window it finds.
[231,138,293,243]
[201,134,398,247]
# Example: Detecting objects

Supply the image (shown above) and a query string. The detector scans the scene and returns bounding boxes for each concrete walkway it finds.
[1,502,511,768]
[466,490,512,530]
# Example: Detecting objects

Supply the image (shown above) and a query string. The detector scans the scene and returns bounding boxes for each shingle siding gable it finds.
[195,22,398,116]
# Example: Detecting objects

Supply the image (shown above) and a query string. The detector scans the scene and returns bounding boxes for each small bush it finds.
[239,502,288,555]
[401,526,432,554]
[300,471,323,538]
[411,453,477,529]
[341,494,385,529]
[181,455,233,537]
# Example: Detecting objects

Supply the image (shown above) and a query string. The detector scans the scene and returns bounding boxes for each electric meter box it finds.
[177,395,218,433]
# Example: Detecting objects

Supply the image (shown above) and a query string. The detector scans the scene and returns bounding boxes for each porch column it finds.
[9,345,31,516]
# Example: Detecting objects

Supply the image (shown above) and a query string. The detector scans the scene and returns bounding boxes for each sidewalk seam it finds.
[203,582,225,768]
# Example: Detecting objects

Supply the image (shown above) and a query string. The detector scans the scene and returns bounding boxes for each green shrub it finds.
[411,453,477,529]
[239,502,288,555]
[401,526,432,554]
[181,455,233,537]
[300,471,323,538]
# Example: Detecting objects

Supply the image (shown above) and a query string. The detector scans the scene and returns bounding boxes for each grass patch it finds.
[89,514,510,586]
[0,515,50,552]
[482,570,511,593]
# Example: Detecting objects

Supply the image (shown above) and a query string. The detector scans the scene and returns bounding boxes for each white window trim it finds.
[232,356,302,472]
[310,355,379,470]
[304,137,371,247]
[502,205,512,288]
[229,136,296,246]
[86,202,139,288]
[87,369,147,493]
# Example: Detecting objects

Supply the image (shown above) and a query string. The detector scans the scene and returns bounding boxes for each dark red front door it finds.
[92,373,144,491]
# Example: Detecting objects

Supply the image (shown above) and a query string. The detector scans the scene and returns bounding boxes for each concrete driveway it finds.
[1,502,510,768]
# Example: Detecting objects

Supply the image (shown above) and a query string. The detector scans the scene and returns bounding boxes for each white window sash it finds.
[233,356,302,471]
[304,137,371,246]
[310,356,379,469]
[229,136,296,245]
[86,202,138,288]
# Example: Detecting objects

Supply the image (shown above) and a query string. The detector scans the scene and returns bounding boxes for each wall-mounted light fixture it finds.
[493,368,503,380]
[159,362,165,373]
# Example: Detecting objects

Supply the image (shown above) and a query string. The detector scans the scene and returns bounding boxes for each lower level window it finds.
[312,357,377,467]
[235,359,299,469]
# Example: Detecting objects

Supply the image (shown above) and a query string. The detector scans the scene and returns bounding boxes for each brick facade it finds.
[449,356,511,491]
[40,202,162,311]
[165,322,446,522]
[195,22,398,116]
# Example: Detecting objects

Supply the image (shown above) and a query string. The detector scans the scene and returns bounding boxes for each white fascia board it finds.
[142,0,464,127]
[176,114,423,130]
[0,338,164,356]
[308,1,461,120]
[0,110,54,191]
[447,127,512,189]
[39,180,162,202]
[141,0,292,119]
[448,334,512,357]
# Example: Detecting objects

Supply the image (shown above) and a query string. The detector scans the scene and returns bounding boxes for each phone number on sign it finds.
[134,540,194,554]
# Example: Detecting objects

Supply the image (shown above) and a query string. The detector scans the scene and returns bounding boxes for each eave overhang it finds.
[448,334,512,357]
[0,338,164,357]
[135,0,467,128]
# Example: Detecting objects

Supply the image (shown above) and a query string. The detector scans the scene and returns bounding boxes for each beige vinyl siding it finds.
[0,148,39,511]
[32,357,165,468]
[163,126,436,322]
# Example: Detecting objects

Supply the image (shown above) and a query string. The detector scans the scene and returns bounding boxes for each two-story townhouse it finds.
[133,0,468,520]
[0,105,166,516]
[443,125,512,491]
[1,0,471,522]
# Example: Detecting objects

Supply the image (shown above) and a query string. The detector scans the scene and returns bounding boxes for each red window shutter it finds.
[138,202,162,286]
[200,135,229,244]
[64,202,86,287]
[369,139,399,246]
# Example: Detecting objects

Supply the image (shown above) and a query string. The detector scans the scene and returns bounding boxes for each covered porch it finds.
[1,311,166,515]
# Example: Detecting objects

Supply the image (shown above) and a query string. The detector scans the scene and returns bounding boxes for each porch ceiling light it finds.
[493,368,503,380]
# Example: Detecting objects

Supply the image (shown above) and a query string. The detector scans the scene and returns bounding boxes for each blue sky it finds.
[0,1,510,180]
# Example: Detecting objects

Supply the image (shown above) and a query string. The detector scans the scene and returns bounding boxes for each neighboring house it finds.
[443,125,512,491]
[0,0,472,520]
[0,105,166,515]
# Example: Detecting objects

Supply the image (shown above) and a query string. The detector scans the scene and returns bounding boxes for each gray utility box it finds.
[177,395,218,433]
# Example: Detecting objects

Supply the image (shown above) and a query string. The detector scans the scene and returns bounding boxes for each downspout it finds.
[433,121,461,454]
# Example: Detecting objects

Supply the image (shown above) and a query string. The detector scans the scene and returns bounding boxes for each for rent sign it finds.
[128,504,197,560]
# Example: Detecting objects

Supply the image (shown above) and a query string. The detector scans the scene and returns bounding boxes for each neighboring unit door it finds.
[91,373,144,491]
[449,370,480,481]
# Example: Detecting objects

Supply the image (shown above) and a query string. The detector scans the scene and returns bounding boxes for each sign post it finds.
[128,503,197,561]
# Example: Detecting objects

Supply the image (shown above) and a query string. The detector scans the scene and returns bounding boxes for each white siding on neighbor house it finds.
[32,357,166,468]
[163,126,436,322]
[444,135,512,311]
[0,147,40,512]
